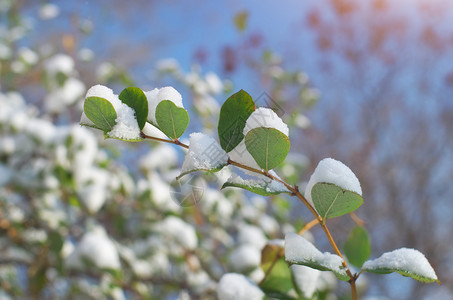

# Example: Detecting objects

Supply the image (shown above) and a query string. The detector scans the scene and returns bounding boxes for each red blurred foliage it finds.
[221,46,237,73]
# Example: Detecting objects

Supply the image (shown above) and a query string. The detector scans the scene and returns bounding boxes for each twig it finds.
[142,133,358,299]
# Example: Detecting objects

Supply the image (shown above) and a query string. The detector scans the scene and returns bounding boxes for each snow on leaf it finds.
[221,172,291,196]
[305,158,362,207]
[81,84,142,141]
[362,248,439,283]
[177,133,228,179]
[285,232,349,281]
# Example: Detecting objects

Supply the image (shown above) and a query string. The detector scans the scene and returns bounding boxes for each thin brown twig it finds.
[141,133,358,299]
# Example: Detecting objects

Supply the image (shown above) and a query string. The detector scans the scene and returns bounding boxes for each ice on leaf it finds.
[178,132,228,179]
[285,232,349,281]
[145,86,184,125]
[362,248,439,283]
[217,273,264,300]
[305,158,362,206]
[243,107,289,137]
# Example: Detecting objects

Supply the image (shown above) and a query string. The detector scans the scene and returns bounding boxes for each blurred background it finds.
[0,0,452,299]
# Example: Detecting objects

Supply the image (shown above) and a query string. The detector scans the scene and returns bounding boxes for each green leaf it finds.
[221,174,291,196]
[311,182,363,222]
[285,233,349,281]
[245,127,290,170]
[119,87,148,130]
[343,226,371,268]
[84,96,117,132]
[155,100,189,139]
[361,248,439,283]
[218,90,255,152]
[260,244,296,299]
[234,11,249,32]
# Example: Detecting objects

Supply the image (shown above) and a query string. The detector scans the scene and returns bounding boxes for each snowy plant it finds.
[79,85,439,300]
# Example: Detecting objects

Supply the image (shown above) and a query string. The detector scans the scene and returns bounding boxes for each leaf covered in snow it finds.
[361,248,439,283]
[177,133,228,179]
[285,233,349,281]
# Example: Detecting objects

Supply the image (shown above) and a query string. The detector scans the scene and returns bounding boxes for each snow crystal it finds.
[304,158,362,206]
[362,248,438,281]
[229,244,261,272]
[243,107,289,137]
[217,273,264,300]
[81,85,141,140]
[285,233,347,278]
[290,265,320,299]
[145,86,183,125]
[180,132,228,176]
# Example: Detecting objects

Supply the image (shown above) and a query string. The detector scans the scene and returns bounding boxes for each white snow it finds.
[66,226,121,270]
[18,47,39,65]
[44,54,74,76]
[39,3,60,20]
[229,244,261,272]
[81,85,141,140]
[285,233,347,279]
[304,158,362,207]
[238,224,267,250]
[290,265,320,299]
[45,78,85,113]
[243,107,289,137]
[140,144,178,171]
[362,248,438,281]
[156,216,198,250]
[217,273,264,300]
[145,86,184,125]
[228,140,260,170]
[180,133,228,176]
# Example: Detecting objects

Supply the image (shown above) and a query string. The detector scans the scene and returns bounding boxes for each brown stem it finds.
[142,133,358,299]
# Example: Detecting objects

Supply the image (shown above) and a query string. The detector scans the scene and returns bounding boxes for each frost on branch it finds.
[305,157,362,207]
[217,273,264,300]
[362,248,439,283]
[285,232,349,281]
[178,132,228,179]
